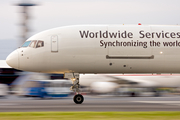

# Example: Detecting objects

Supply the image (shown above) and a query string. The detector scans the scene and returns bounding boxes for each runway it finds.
[0,95,180,112]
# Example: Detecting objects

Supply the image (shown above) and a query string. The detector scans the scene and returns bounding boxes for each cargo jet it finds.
[6,24,180,104]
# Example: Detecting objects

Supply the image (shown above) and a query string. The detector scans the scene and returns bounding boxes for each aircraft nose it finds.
[6,50,19,69]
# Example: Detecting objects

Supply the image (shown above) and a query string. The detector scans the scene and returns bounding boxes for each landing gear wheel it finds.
[73,94,84,104]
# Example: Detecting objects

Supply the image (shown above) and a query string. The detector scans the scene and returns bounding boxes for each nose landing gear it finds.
[73,94,84,104]
[69,74,84,104]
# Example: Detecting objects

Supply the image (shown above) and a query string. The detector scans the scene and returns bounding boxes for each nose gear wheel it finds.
[73,94,84,104]
[70,77,84,104]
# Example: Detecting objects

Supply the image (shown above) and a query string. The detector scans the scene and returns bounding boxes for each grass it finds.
[0,111,180,120]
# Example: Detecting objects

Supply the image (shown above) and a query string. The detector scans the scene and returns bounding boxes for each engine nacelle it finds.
[90,82,118,93]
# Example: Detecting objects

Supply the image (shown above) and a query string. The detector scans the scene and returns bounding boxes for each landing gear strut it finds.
[70,76,84,104]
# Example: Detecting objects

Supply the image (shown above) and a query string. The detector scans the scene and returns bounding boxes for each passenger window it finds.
[36,41,44,48]
[29,40,37,48]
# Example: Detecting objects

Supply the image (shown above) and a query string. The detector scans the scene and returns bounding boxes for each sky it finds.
[1,0,180,59]
[1,0,180,40]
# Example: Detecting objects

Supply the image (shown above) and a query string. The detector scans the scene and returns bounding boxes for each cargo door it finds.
[106,25,153,72]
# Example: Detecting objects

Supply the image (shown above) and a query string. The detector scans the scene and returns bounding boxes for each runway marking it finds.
[134,101,180,106]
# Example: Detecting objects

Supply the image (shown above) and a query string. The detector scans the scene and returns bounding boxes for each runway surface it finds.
[0,95,180,112]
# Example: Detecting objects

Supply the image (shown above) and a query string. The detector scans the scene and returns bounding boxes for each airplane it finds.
[6,24,180,104]
[80,74,180,96]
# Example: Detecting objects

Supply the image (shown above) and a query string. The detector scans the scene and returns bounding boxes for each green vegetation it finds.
[0,112,180,120]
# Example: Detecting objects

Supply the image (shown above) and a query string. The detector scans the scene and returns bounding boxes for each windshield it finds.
[29,40,37,48]
[36,41,44,48]
[21,41,31,47]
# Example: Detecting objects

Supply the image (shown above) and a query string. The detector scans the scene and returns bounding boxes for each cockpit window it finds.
[21,41,31,47]
[29,40,37,48]
[36,41,44,48]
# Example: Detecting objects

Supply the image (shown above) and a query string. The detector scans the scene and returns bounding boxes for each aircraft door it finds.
[51,35,58,52]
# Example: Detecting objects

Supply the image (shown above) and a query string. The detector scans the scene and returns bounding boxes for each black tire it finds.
[73,94,84,104]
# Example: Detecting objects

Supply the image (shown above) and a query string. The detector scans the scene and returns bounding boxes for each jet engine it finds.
[90,82,119,93]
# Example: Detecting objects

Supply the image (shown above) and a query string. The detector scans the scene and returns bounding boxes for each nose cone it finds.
[6,50,19,69]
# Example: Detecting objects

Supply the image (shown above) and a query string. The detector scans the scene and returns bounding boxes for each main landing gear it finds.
[70,77,84,104]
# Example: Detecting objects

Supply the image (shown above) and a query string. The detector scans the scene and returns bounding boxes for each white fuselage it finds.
[6,25,180,74]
